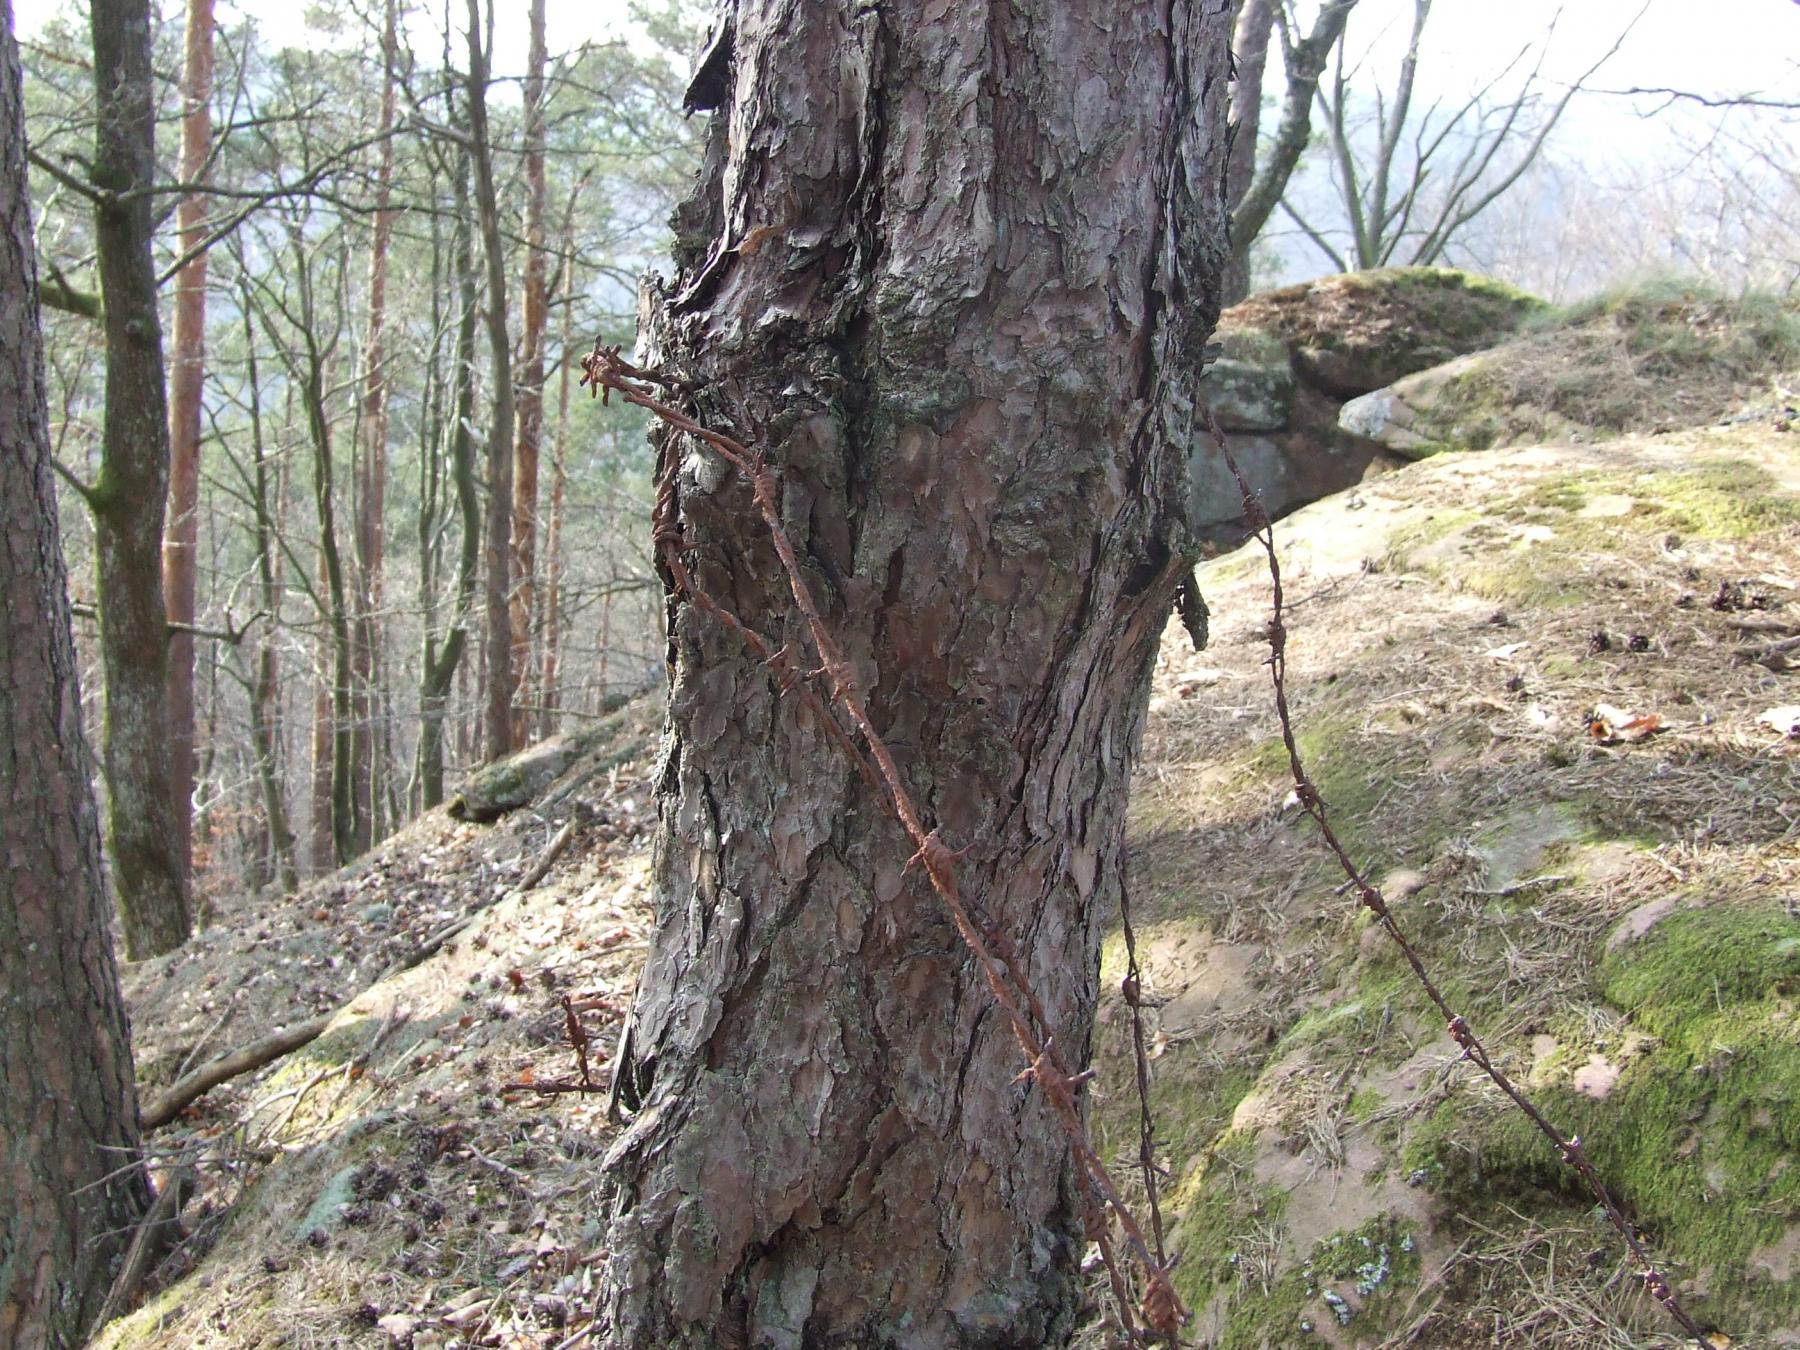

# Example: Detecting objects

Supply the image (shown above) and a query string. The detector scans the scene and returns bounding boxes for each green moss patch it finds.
[1169,1132,1289,1313]
[1404,900,1800,1333]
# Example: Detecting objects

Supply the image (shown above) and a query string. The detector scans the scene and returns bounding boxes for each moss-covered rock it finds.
[1208,357,1298,433]
[1220,268,1548,399]
[1341,279,1800,457]
[1192,269,1544,542]
[1403,900,1800,1338]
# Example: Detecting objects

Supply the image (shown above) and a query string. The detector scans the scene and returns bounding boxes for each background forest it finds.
[20,0,703,930]
[6,2,1800,1345]
[14,0,1798,933]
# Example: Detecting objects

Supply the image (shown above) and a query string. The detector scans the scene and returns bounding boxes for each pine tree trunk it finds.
[89,0,192,956]
[598,4,1230,1344]
[0,23,148,1339]
[162,0,214,879]
[465,0,515,763]
[508,0,547,746]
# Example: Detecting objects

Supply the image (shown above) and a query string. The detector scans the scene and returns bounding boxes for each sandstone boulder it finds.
[1220,267,1547,398]
[1190,269,1545,541]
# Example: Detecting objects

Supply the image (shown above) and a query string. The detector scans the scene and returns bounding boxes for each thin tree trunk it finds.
[1227,0,1358,296]
[307,353,357,867]
[538,177,584,740]
[310,638,333,873]
[509,0,547,746]
[240,276,298,893]
[162,0,214,877]
[352,0,399,852]
[0,23,148,1339]
[598,4,1231,1344]
[1224,0,1273,304]
[416,137,482,809]
[537,287,573,740]
[465,0,515,762]
[89,0,192,956]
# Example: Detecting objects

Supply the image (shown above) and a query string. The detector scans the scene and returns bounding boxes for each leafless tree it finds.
[1224,0,1359,303]
[1284,0,1646,273]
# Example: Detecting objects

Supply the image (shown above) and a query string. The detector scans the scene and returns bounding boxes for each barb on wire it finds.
[1202,406,1712,1350]
[1119,868,1171,1268]
[582,339,1186,1345]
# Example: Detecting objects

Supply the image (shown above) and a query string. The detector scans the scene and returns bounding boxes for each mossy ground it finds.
[1107,426,1800,1347]
[1387,278,1800,455]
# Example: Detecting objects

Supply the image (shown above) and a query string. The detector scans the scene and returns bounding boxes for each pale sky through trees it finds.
[10,0,1796,108]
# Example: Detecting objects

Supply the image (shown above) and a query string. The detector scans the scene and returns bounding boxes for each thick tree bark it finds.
[89,0,192,956]
[599,5,1230,1346]
[162,0,214,876]
[0,18,148,1342]
[465,0,515,763]
[509,0,548,745]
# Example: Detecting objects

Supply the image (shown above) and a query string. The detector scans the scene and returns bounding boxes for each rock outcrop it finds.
[1339,281,1800,459]
[1192,267,1546,542]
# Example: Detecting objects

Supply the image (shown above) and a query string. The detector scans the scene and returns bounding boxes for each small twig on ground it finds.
[1736,632,1800,666]
[174,1004,238,1080]
[1204,406,1712,1349]
[1466,874,1570,898]
[92,1166,189,1328]
[518,817,580,892]
[140,1015,333,1131]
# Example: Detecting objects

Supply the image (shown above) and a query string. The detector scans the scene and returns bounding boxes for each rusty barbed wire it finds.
[583,340,1184,1345]
[1202,406,1712,1350]
[1118,868,1171,1269]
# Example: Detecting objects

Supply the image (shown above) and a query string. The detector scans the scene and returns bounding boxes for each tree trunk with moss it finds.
[89,0,192,956]
[598,4,1230,1344]
[0,19,147,1340]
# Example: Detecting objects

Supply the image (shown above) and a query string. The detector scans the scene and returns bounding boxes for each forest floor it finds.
[1095,423,1800,1349]
[100,424,1800,1348]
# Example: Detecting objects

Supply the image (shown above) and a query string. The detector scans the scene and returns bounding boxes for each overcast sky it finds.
[10,0,1797,107]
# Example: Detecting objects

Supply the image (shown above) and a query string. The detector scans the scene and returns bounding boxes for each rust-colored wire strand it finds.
[583,342,1184,1343]
[1203,406,1711,1349]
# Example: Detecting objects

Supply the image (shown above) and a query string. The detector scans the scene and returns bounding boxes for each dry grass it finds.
[1102,429,1800,1348]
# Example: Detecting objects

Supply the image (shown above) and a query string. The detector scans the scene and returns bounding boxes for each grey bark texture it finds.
[466,0,517,764]
[1223,0,1274,304]
[599,4,1231,1346]
[88,0,192,956]
[1,13,148,1343]
[1226,0,1357,297]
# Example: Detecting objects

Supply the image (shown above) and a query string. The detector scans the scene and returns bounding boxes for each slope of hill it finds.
[1106,424,1800,1349]
[97,292,1800,1350]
